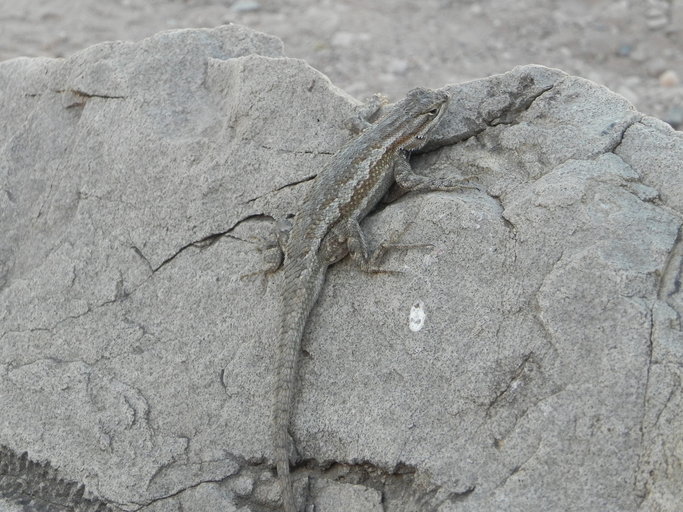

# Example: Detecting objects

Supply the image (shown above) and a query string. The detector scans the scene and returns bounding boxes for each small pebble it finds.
[386,58,408,75]
[231,0,260,13]
[659,69,680,87]
[664,106,683,129]
[331,31,354,47]
[647,16,669,30]
[616,43,634,57]
[330,31,370,48]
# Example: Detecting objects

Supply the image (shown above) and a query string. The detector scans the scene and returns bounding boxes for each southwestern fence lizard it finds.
[273,87,472,511]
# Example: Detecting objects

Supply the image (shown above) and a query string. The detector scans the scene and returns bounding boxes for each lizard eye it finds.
[428,108,439,115]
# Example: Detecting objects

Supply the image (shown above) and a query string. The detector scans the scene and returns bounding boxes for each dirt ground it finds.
[1,0,681,128]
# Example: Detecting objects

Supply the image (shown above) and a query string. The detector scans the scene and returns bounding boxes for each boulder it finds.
[0,24,681,512]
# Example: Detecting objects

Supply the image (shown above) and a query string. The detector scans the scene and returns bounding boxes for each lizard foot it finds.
[397,172,480,194]
[345,93,389,134]
[361,227,433,274]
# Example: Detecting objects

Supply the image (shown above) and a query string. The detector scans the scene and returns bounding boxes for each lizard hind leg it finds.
[262,217,293,272]
[239,218,292,284]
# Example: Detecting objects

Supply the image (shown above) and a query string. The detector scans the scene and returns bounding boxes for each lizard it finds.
[273,86,472,512]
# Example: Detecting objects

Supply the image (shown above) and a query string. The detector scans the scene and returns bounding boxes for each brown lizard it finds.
[273,87,471,511]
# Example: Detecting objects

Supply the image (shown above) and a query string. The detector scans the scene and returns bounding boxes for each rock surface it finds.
[1,24,682,512]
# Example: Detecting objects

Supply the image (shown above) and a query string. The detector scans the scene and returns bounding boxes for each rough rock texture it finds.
[0,24,681,512]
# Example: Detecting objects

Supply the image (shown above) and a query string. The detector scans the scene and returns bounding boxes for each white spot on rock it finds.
[409,301,426,332]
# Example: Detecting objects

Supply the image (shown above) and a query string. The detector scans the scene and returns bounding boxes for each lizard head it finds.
[396,87,450,151]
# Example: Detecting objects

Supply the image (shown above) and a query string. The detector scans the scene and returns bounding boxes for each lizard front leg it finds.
[394,150,477,193]
[335,151,477,273]
[326,219,418,274]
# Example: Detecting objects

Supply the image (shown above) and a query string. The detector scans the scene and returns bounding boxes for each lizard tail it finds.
[276,455,296,512]
[273,293,306,512]
[273,258,327,512]
[274,361,297,512]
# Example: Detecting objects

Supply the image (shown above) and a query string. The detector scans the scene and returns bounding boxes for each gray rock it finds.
[312,480,383,511]
[1,24,681,512]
